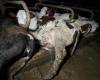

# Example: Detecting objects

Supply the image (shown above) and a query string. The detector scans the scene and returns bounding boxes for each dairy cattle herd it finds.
[0,0,99,80]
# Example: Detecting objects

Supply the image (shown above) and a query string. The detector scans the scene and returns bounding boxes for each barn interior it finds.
[0,0,100,80]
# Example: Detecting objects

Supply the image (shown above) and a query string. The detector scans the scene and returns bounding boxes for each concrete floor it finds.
[12,32,100,80]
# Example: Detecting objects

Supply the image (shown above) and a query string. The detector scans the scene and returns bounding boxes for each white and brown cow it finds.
[54,12,99,37]
[34,17,80,80]
[16,6,99,79]
[71,16,99,37]
[41,7,99,37]
[17,8,80,80]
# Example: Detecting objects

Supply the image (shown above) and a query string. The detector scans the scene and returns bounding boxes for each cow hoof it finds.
[43,74,53,80]
[43,74,55,80]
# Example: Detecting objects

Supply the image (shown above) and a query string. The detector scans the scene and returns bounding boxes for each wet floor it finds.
[12,32,100,80]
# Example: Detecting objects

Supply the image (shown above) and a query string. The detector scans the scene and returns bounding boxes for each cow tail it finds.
[70,31,80,56]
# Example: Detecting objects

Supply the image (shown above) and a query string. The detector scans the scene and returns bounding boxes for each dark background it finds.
[0,0,100,22]
[24,0,99,10]
[24,0,100,22]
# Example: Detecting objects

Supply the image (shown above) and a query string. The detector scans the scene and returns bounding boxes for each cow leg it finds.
[8,34,35,80]
[44,41,66,80]
[8,56,30,80]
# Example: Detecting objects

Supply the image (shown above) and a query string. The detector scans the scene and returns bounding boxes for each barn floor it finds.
[12,32,100,80]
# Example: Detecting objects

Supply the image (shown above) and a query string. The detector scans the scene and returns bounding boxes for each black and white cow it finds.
[0,0,36,79]
[0,17,35,80]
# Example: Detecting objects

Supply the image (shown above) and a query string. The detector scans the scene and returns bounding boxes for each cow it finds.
[53,12,99,37]
[39,7,99,37]
[17,8,80,80]
[16,6,99,79]
[71,16,99,37]
[0,1,36,79]
[0,16,36,80]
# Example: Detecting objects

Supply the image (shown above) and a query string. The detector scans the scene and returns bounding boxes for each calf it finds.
[72,16,99,36]
[16,6,99,79]
[17,8,80,80]
[34,18,80,80]
[0,16,35,80]
[54,13,99,37]
[42,7,99,37]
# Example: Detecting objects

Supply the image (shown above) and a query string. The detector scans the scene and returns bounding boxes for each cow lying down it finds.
[59,14,99,37]
[16,7,99,36]
[16,7,99,79]
[0,17,35,80]
[37,7,99,37]
[42,7,99,37]
[17,9,80,80]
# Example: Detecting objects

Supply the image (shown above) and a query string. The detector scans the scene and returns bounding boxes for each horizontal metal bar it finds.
[34,3,75,19]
